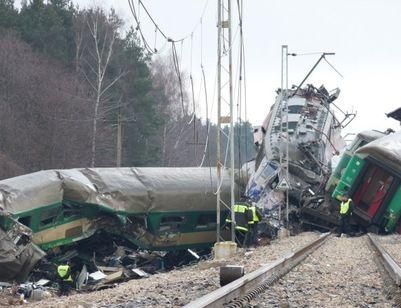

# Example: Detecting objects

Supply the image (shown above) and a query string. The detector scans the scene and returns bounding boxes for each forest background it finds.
[0,0,254,179]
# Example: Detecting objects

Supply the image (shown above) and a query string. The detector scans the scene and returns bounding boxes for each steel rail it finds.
[368,233,401,286]
[184,232,331,308]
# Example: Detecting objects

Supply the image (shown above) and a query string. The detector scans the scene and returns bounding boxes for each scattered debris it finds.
[0,218,46,282]
[89,271,107,281]
[0,167,228,302]
[131,268,150,278]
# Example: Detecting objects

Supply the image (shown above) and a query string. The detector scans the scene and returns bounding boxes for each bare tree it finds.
[151,56,193,165]
[73,10,86,73]
[77,8,124,167]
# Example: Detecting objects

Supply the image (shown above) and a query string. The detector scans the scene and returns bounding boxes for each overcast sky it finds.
[25,0,401,135]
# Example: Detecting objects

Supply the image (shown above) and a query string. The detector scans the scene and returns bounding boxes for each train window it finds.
[288,105,303,114]
[287,121,298,130]
[196,214,216,230]
[159,216,185,232]
[62,203,81,219]
[359,140,368,148]
[40,207,60,228]
[18,216,31,228]
[161,216,185,223]
[348,139,368,152]
[127,215,147,228]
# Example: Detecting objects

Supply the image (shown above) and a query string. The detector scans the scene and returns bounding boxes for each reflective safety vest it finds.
[248,206,260,224]
[340,199,351,215]
[57,265,73,282]
[226,204,249,232]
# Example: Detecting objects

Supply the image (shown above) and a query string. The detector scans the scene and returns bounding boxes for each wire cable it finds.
[323,57,344,78]
[129,0,210,45]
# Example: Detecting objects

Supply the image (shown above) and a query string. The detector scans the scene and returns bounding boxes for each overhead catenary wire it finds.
[194,13,214,178]
[323,57,344,78]
[171,42,186,115]
[128,0,156,54]
[128,0,212,130]
[198,15,214,167]
[127,0,243,186]
[199,65,214,191]
[128,0,211,116]
[188,33,197,124]
[128,0,210,46]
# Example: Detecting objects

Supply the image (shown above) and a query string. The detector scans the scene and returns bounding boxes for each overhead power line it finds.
[128,0,210,49]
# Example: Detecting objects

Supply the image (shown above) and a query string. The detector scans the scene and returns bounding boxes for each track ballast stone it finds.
[254,236,395,307]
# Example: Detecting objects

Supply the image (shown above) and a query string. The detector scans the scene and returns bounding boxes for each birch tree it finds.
[77,8,124,167]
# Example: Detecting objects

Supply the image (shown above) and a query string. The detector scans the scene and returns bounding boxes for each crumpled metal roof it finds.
[0,167,234,214]
[356,131,401,174]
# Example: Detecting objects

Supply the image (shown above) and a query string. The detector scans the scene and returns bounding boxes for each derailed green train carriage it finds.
[332,131,401,233]
[0,167,233,252]
[325,130,385,194]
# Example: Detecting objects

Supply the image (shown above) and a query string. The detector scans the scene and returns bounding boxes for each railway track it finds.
[185,234,401,307]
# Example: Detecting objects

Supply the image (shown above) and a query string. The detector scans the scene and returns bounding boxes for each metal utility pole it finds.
[285,46,290,227]
[216,0,222,243]
[216,0,235,243]
[228,0,235,244]
[279,45,290,227]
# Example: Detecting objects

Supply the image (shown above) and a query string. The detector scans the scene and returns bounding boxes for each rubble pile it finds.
[23,232,320,307]
[0,231,208,306]
[255,236,395,307]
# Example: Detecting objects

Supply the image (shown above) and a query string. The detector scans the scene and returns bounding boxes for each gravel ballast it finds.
[254,235,395,307]
[377,234,401,266]
[28,232,320,307]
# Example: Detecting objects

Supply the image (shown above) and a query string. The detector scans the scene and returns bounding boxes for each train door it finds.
[353,165,394,219]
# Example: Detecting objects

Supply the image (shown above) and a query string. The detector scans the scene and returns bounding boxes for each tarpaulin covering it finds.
[0,170,63,213]
[0,167,234,214]
[357,131,401,174]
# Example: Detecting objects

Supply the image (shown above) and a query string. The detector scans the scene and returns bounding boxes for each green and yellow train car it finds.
[331,131,401,233]
[0,167,232,252]
[325,130,385,194]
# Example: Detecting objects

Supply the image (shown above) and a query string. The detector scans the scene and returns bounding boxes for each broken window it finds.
[159,216,185,232]
[347,138,368,152]
[62,202,81,219]
[127,215,147,228]
[195,214,216,230]
[39,207,60,228]
[18,216,31,228]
